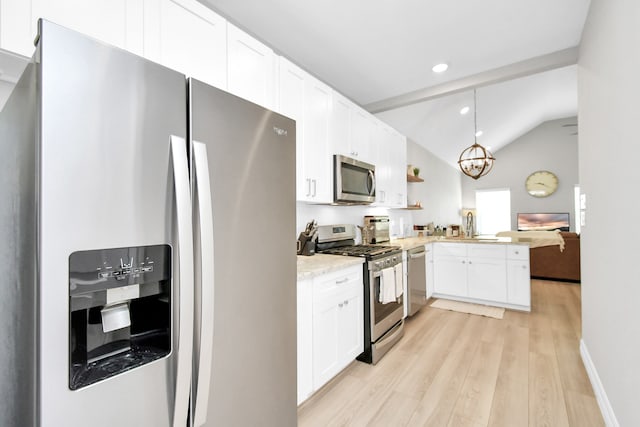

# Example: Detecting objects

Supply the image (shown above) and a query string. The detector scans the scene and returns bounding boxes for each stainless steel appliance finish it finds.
[364,215,390,243]
[367,252,404,344]
[189,80,296,426]
[316,224,404,364]
[0,21,296,427]
[334,154,376,204]
[407,246,427,316]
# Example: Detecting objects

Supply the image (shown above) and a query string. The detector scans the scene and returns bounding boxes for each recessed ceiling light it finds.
[432,63,448,73]
[460,106,470,115]
[475,130,483,137]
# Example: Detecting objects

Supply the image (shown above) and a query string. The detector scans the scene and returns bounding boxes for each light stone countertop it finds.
[389,236,530,251]
[297,254,364,280]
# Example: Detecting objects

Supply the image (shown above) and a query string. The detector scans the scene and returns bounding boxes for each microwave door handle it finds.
[192,141,215,427]
[170,135,194,427]
[368,170,376,196]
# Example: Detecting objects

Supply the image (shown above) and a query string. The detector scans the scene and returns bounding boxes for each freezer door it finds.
[189,79,297,427]
[37,21,189,427]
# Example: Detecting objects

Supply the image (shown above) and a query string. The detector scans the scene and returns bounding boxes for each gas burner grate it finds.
[320,244,400,257]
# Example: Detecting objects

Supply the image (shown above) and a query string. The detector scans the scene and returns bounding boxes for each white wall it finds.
[578,1,640,425]
[296,140,462,239]
[405,139,463,229]
[461,117,579,231]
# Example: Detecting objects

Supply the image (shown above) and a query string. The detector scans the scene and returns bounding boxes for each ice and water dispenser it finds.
[69,245,171,390]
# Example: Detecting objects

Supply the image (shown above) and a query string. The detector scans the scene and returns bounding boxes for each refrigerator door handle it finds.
[170,135,195,427]
[192,141,215,427]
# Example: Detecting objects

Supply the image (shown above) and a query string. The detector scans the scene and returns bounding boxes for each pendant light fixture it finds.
[458,89,495,179]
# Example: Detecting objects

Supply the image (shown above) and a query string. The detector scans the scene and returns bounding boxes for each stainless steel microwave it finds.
[334,154,375,204]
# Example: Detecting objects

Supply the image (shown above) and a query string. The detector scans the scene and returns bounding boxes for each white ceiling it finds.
[201,0,590,167]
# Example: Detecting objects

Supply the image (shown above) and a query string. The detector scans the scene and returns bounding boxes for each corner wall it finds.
[578,1,640,425]
[461,117,579,231]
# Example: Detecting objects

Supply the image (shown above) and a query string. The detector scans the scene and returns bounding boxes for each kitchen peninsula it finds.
[391,236,531,312]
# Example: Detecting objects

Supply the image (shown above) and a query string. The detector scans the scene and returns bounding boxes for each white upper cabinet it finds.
[329,92,352,158]
[277,57,332,203]
[301,75,332,203]
[349,106,377,165]
[143,0,227,89]
[374,122,405,208]
[277,57,307,201]
[390,129,407,208]
[1,0,144,57]
[227,23,275,109]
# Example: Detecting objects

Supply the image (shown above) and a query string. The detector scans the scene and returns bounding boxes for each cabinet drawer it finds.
[507,245,529,260]
[313,265,361,296]
[467,244,506,259]
[434,242,467,257]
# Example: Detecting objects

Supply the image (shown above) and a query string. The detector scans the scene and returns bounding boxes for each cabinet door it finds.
[7,0,144,57]
[330,92,352,158]
[312,292,340,388]
[374,123,391,206]
[433,256,468,296]
[297,278,313,405]
[425,244,434,299]
[227,23,275,109]
[390,131,407,208]
[277,57,307,201]
[507,260,531,307]
[338,283,363,363]
[301,76,332,203]
[467,257,507,302]
[144,0,226,89]
[350,107,375,164]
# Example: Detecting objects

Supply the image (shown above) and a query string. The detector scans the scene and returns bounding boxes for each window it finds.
[475,189,511,235]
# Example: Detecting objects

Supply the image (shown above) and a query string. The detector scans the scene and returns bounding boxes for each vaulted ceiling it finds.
[201,0,590,167]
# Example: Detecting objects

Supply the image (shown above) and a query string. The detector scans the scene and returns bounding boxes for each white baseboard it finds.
[580,339,619,427]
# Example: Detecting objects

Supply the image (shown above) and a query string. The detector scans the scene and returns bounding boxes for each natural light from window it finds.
[475,189,511,235]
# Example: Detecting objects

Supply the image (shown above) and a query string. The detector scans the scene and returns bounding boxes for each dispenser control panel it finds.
[69,245,171,295]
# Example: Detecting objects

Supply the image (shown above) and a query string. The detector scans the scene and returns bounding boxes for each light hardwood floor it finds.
[297,280,604,427]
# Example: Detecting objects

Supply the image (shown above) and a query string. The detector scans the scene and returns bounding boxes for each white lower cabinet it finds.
[425,243,434,299]
[297,264,363,405]
[296,277,313,405]
[432,242,530,311]
[506,245,531,306]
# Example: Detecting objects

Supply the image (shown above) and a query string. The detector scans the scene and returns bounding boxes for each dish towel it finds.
[394,263,403,298]
[380,267,396,304]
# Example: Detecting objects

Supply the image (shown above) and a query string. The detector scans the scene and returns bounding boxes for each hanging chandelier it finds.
[458,89,495,180]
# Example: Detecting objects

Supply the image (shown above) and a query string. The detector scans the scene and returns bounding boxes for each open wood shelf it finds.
[403,205,423,210]
[407,175,424,182]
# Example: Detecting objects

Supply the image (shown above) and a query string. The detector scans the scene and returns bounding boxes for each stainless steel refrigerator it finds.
[0,20,296,427]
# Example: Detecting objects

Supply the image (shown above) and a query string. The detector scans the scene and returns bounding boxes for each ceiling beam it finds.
[365,46,579,114]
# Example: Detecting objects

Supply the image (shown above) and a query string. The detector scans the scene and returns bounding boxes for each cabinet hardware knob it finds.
[344,300,349,305]
[462,260,466,264]
[515,251,519,255]
[338,303,344,308]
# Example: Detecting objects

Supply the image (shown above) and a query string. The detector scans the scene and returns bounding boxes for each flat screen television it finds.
[517,213,570,232]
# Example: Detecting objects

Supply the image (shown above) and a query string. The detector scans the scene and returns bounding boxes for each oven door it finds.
[370,266,404,341]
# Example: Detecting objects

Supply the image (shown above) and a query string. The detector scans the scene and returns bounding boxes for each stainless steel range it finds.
[317,224,404,364]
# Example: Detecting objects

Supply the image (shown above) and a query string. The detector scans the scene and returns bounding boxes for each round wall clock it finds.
[525,170,558,197]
